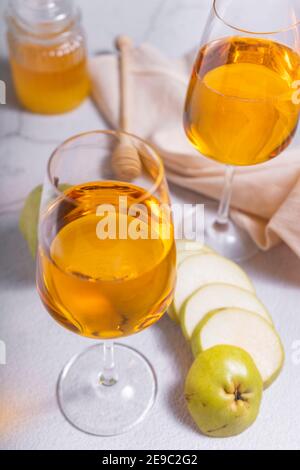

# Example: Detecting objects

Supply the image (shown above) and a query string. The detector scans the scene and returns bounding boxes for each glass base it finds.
[57,343,157,436]
[204,202,259,262]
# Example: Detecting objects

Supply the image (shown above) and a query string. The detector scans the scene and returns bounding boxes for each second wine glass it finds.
[184,0,300,261]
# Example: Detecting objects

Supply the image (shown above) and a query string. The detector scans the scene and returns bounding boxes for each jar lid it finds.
[7,0,80,36]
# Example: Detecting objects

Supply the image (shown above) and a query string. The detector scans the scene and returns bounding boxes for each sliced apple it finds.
[176,240,211,253]
[181,283,273,339]
[173,253,255,319]
[177,249,212,265]
[168,242,214,322]
[191,308,284,388]
[176,240,213,265]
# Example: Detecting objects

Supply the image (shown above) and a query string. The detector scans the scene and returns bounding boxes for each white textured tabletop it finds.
[0,0,300,451]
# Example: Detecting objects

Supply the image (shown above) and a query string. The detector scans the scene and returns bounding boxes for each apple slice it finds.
[176,240,213,265]
[191,308,284,388]
[176,240,209,252]
[173,253,255,319]
[177,249,212,265]
[168,242,214,322]
[181,283,273,339]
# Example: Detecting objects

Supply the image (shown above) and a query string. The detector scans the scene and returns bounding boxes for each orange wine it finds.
[37,182,176,339]
[184,37,300,166]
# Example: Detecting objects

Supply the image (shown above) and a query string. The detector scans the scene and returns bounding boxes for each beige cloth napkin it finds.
[89,43,300,257]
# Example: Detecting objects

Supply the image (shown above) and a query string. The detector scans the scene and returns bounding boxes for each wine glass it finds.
[184,0,300,261]
[36,130,176,436]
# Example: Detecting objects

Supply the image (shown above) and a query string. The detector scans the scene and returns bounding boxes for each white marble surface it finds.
[0,0,300,451]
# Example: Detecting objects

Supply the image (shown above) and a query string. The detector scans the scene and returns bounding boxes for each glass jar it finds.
[6,0,90,114]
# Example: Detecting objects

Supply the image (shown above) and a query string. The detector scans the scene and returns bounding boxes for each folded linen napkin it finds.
[89,43,300,257]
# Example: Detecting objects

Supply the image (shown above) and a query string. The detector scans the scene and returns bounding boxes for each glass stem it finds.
[215,165,235,226]
[99,341,118,386]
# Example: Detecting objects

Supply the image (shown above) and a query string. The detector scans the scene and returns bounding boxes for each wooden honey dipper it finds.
[111,35,142,181]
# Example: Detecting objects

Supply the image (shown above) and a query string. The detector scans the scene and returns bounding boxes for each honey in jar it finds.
[6,0,90,114]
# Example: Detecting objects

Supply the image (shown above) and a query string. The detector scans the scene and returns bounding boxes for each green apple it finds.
[19,185,43,259]
[19,183,70,258]
[185,345,263,437]
[191,308,284,388]
[167,303,179,323]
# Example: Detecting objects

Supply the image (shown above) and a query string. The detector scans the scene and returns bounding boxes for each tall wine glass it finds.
[184,0,300,261]
[36,130,176,436]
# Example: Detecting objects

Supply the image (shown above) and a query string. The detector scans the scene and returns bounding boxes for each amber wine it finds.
[37,182,176,339]
[184,37,300,166]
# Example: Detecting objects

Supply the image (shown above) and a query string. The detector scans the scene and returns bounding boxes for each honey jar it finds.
[6,0,90,114]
